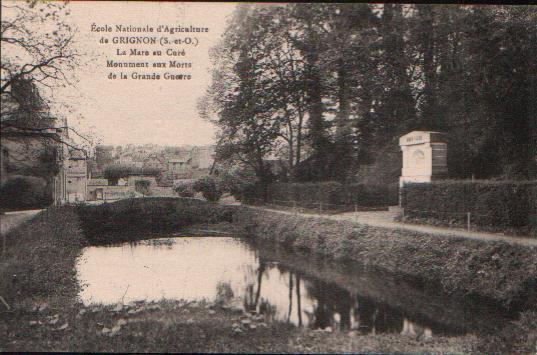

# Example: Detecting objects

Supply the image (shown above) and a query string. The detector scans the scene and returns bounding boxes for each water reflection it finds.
[239,261,434,337]
[76,237,476,336]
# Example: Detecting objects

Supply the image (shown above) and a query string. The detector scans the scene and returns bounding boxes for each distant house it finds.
[95,144,215,188]
[87,178,108,201]
[143,154,167,171]
[191,146,214,169]
[168,154,192,175]
[126,174,157,188]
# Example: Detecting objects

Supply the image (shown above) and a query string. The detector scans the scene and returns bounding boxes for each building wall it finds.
[126,175,157,187]
[0,147,8,185]
[66,158,87,203]
[190,147,214,170]
[66,176,86,202]
[168,161,190,174]
[196,148,214,169]
[87,185,136,201]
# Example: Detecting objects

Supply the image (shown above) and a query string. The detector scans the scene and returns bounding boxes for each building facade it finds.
[65,149,88,203]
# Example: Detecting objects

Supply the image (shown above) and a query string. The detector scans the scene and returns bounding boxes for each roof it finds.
[168,156,191,163]
[144,155,166,163]
[1,126,62,138]
[88,178,108,186]
[69,149,86,159]
[173,179,197,188]
[399,131,447,146]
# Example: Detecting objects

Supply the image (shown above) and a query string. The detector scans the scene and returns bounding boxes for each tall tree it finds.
[1,1,79,128]
[201,6,285,197]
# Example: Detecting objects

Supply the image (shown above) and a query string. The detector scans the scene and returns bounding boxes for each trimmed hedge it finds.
[257,182,398,209]
[402,180,537,229]
[75,197,237,244]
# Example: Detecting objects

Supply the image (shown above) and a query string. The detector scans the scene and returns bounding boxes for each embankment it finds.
[0,207,85,310]
[255,244,514,336]
[235,208,537,307]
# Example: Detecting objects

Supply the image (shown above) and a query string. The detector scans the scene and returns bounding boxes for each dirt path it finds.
[248,206,537,247]
[0,209,43,236]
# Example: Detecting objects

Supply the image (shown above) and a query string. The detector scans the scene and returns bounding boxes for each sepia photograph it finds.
[1,1,536,353]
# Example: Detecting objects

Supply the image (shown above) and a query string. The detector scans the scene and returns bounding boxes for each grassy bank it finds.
[1,204,479,352]
[1,298,477,353]
[0,207,84,310]
[235,208,537,307]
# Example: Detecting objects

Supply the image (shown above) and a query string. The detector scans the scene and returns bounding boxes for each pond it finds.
[76,236,516,337]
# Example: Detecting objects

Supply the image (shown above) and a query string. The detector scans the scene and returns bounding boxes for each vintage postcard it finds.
[1,1,536,353]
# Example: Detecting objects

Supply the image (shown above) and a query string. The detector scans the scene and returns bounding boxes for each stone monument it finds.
[399,131,448,204]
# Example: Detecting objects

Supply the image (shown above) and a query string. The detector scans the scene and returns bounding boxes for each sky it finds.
[56,1,237,147]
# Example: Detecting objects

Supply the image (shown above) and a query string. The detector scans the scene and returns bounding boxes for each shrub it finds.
[193,176,223,202]
[258,182,398,209]
[401,180,537,229]
[174,183,195,198]
[218,168,257,201]
[475,311,537,353]
[134,179,151,195]
[104,164,161,180]
[0,176,52,211]
[75,197,238,244]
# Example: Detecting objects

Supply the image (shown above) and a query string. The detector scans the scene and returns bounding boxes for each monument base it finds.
[399,175,447,187]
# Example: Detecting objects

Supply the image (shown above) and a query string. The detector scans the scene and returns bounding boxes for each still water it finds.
[76,236,514,337]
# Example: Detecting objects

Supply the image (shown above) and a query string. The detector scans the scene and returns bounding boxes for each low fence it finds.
[402,208,490,232]
[245,197,388,214]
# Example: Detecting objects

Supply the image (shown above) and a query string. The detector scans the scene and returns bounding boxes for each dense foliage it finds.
[174,183,195,198]
[0,176,52,211]
[216,166,258,201]
[251,182,398,209]
[193,176,223,202]
[402,180,537,229]
[203,4,537,185]
[134,179,151,195]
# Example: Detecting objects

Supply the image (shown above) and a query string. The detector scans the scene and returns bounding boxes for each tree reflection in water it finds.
[237,260,425,335]
[215,281,234,306]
